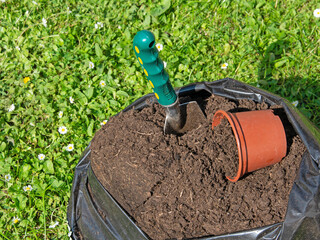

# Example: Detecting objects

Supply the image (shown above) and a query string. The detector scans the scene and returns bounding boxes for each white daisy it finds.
[5,174,11,182]
[42,18,47,27]
[156,43,163,51]
[16,46,20,51]
[12,217,20,224]
[100,120,108,126]
[38,154,45,160]
[163,61,167,68]
[66,144,74,152]
[292,100,299,107]
[32,1,38,5]
[118,25,121,29]
[8,104,15,112]
[58,126,68,134]
[94,22,103,29]
[39,43,45,48]
[221,63,228,69]
[69,97,74,104]
[89,61,94,69]
[25,10,29,16]
[23,185,33,192]
[58,111,63,118]
[49,221,59,228]
[314,9,320,18]
[100,80,106,87]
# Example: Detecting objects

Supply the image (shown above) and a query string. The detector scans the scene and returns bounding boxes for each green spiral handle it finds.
[133,30,177,106]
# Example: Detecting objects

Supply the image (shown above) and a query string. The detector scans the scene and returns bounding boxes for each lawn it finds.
[0,0,319,239]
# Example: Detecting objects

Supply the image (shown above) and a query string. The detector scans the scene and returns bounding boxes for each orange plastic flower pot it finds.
[212,109,287,182]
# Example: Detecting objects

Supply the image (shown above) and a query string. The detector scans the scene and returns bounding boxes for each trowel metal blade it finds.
[164,101,206,134]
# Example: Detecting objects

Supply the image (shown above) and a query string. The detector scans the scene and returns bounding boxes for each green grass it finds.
[0,0,319,238]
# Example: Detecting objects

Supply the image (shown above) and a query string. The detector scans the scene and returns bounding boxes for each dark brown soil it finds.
[90,95,306,240]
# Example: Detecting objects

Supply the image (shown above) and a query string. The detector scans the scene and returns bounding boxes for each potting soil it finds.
[213,118,239,178]
[90,95,306,240]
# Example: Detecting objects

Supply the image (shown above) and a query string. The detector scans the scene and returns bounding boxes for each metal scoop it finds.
[133,30,206,134]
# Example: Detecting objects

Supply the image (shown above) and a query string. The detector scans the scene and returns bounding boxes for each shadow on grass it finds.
[257,40,320,128]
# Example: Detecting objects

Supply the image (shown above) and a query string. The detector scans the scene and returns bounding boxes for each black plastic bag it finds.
[67,78,320,240]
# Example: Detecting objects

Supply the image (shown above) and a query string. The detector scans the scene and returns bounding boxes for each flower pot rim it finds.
[212,109,247,182]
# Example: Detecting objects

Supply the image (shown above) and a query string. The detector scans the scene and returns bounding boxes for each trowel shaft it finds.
[164,99,184,131]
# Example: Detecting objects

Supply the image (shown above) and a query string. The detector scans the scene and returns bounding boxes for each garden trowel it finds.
[133,30,206,135]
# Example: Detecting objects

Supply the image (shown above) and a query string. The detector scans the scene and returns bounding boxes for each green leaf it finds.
[87,120,94,137]
[17,195,28,210]
[116,90,129,97]
[274,59,287,68]
[224,43,230,55]
[175,72,184,79]
[20,164,31,179]
[109,99,119,107]
[124,28,131,40]
[97,64,105,75]
[52,44,59,52]
[44,160,54,174]
[34,181,47,195]
[142,15,151,27]
[84,87,94,99]
[95,43,103,58]
[50,179,64,188]
[76,89,88,105]
[150,0,171,17]
[88,101,101,110]
[0,142,6,151]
